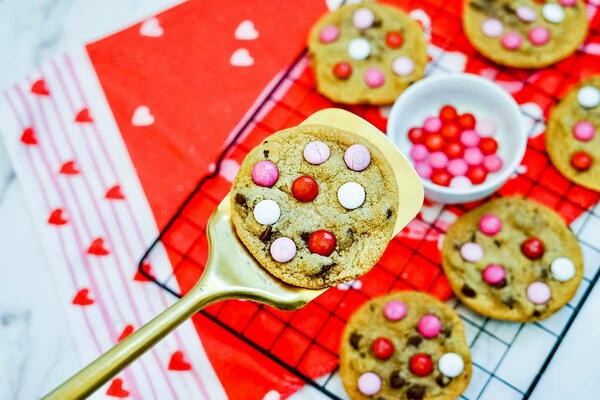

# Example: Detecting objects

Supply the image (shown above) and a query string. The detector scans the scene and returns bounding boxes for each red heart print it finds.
[59,161,80,175]
[72,288,94,306]
[48,208,68,225]
[30,79,50,96]
[75,108,93,123]
[20,127,38,145]
[106,378,129,398]
[87,238,110,256]
[105,185,125,200]
[117,324,134,342]
[168,351,192,371]
[133,263,155,282]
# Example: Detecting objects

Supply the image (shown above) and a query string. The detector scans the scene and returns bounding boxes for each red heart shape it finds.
[133,263,155,282]
[105,185,125,200]
[48,208,68,225]
[59,161,80,175]
[87,238,110,256]
[30,79,50,96]
[75,108,93,123]
[168,351,192,371]
[106,378,129,398]
[117,324,134,342]
[20,127,38,145]
[72,288,94,306]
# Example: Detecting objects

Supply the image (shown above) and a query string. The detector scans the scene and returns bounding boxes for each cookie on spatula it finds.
[340,291,471,400]
[442,197,583,322]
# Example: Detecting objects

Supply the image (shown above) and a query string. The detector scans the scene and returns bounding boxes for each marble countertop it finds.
[1,1,599,399]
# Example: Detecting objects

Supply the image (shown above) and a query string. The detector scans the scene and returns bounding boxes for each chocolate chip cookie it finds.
[463,0,588,68]
[230,124,399,289]
[547,76,600,192]
[308,2,427,104]
[340,291,471,400]
[442,197,583,322]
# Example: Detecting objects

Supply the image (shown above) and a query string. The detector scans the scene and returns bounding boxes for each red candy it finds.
[371,337,395,359]
[439,105,458,122]
[408,127,427,144]
[431,170,452,186]
[466,165,487,184]
[333,62,352,79]
[385,32,404,48]
[292,176,318,202]
[441,123,461,140]
[479,137,498,155]
[521,237,544,259]
[425,133,444,151]
[458,113,476,130]
[443,141,464,159]
[571,151,593,171]
[308,230,336,256]
[410,354,433,376]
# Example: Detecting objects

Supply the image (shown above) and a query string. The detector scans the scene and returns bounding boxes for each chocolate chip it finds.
[407,335,422,347]
[234,193,247,208]
[259,226,272,242]
[372,19,382,27]
[494,239,502,248]
[533,310,542,318]
[386,209,393,219]
[350,332,362,350]
[263,150,269,159]
[442,327,452,338]
[389,370,406,388]
[347,229,354,238]
[539,269,549,280]
[436,374,452,387]
[300,232,310,244]
[407,384,426,400]
[492,279,507,289]
[312,263,335,277]
[502,296,517,309]
[461,284,477,298]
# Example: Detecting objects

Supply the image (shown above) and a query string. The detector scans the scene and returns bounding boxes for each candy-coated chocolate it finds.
[425,133,444,152]
[467,165,487,184]
[348,38,371,60]
[439,105,458,122]
[429,151,449,169]
[358,372,381,396]
[304,141,331,164]
[479,214,502,235]
[386,31,404,48]
[571,151,592,171]
[460,130,480,147]
[408,127,426,144]
[481,18,503,37]
[392,57,414,76]
[478,137,498,155]
[338,182,365,210]
[410,354,433,377]
[364,68,385,88]
[319,25,339,43]
[292,176,318,202]
[501,32,523,50]
[527,281,551,305]
[450,176,472,188]
[444,141,465,159]
[415,162,433,179]
[431,169,451,186]
[551,257,576,281]
[417,314,442,338]
[460,242,484,262]
[483,154,503,172]
[458,113,476,130]
[333,61,352,79]
[383,300,407,321]
[476,118,496,137]
[521,237,545,259]
[482,264,505,285]
[464,147,484,166]
[353,8,375,29]
[371,337,395,359]
[516,6,537,22]
[270,237,296,263]
[448,159,468,176]
[423,116,442,134]
[441,123,461,140]
[410,144,429,162]
[253,200,281,225]
[559,0,576,5]
[529,26,550,46]
[543,3,564,23]
[344,144,371,171]
[577,86,600,108]
[308,230,336,256]
[438,353,464,378]
[252,161,279,187]
[572,121,595,141]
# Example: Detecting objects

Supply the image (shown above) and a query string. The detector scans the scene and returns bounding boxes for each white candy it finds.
[542,4,565,23]
[253,200,280,225]
[438,353,464,378]
[577,86,600,108]
[347,38,371,60]
[551,257,576,282]
[337,182,365,210]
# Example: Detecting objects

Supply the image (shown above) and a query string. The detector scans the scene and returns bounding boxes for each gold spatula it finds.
[44,108,423,399]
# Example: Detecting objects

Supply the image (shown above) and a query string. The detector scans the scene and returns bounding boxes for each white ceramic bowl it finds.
[387,73,526,204]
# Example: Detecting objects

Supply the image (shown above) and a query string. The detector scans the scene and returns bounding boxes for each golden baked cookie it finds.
[230,124,398,289]
[340,291,471,400]
[442,197,583,322]
[463,0,588,68]
[547,76,600,192]
[308,2,427,104]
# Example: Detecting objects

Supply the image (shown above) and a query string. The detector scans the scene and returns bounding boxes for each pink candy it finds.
[528,26,550,46]
[358,372,381,396]
[559,0,576,6]
[423,116,442,133]
[572,121,596,141]
[319,25,339,43]
[415,162,432,179]
[344,144,371,171]
[460,130,480,147]
[482,264,506,285]
[450,176,472,188]
[429,151,449,169]
[527,282,551,305]
[516,6,537,22]
[383,300,407,321]
[252,161,279,187]
[418,314,442,338]
[353,8,375,29]
[448,159,468,176]
[481,18,503,37]
[460,242,483,262]
[392,57,415,76]
[501,32,523,50]
[464,147,484,166]
[270,237,296,263]
[483,154,503,172]
[364,68,385,88]
[479,214,502,235]
[304,141,330,164]
[410,144,429,162]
